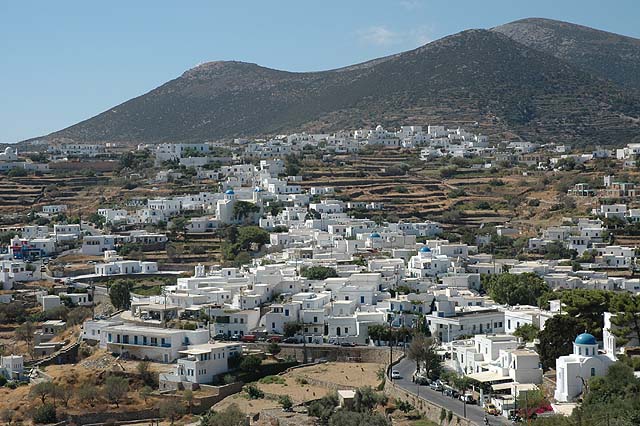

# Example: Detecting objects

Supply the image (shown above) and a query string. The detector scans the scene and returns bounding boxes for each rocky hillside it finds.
[493,18,640,90]
[40,25,640,145]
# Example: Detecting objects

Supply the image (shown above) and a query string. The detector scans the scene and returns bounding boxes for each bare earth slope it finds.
[40,28,640,145]
[493,17,640,90]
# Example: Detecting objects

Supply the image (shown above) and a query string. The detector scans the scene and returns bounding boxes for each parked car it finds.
[266,335,282,343]
[485,403,499,415]
[391,370,402,379]
[283,337,299,344]
[459,394,476,404]
[429,380,444,391]
[241,334,257,343]
[412,373,431,385]
[340,341,356,347]
[228,335,241,341]
[443,386,459,398]
[213,333,226,340]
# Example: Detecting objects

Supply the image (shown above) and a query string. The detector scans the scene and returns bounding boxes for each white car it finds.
[391,370,402,379]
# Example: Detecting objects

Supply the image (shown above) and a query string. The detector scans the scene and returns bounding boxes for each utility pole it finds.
[208,305,212,340]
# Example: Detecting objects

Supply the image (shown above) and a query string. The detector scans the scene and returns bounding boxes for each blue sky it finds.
[1,0,639,143]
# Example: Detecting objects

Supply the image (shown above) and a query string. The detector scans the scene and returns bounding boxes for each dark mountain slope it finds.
[42,28,640,145]
[493,18,640,90]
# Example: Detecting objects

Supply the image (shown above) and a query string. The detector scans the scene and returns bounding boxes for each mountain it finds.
[493,18,640,90]
[39,27,640,145]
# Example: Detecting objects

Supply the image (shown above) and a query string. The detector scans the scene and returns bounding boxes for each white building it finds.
[160,342,242,388]
[42,205,67,215]
[99,323,209,363]
[0,355,24,380]
[81,235,116,256]
[554,333,615,402]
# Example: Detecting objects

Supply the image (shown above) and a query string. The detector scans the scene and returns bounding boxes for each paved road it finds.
[391,358,511,426]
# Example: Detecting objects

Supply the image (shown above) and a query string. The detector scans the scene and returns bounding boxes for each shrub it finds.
[259,375,285,385]
[279,394,293,411]
[244,384,264,399]
[32,403,56,424]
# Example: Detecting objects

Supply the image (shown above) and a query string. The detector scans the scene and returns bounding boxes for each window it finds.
[360,296,365,303]
[507,320,511,329]
[313,316,318,323]
[591,367,596,377]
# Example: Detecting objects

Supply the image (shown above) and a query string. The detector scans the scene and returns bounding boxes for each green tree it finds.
[103,375,128,407]
[267,342,281,355]
[139,385,153,403]
[200,403,247,426]
[301,266,338,280]
[555,289,613,338]
[159,398,186,425]
[514,324,540,342]
[482,273,550,306]
[77,381,99,407]
[278,394,293,411]
[30,381,55,404]
[353,386,386,412]
[31,403,57,424]
[109,281,132,310]
[183,389,194,413]
[536,316,584,370]
[283,321,303,338]
[67,307,93,326]
[610,293,640,346]
[396,399,414,414]
[407,334,441,379]
[136,360,157,387]
[236,226,269,251]
[16,321,36,357]
[239,355,262,373]
[328,410,390,426]
[170,216,189,240]
[55,383,73,407]
[308,392,339,424]
[517,389,548,413]
[233,201,260,223]
[243,383,264,399]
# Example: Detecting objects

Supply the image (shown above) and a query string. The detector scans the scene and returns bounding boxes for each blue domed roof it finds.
[225,189,235,195]
[575,333,596,345]
[419,246,431,253]
[254,187,263,192]
[370,232,381,238]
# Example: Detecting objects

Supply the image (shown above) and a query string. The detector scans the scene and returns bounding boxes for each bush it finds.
[301,266,338,280]
[279,394,293,411]
[259,375,285,385]
[240,355,262,373]
[32,403,57,424]
[267,342,281,355]
[244,384,264,399]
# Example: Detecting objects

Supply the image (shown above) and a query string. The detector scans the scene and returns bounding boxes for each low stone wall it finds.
[65,408,159,425]
[159,382,244,414]
[384,380,475,426]
[255,343,404,364]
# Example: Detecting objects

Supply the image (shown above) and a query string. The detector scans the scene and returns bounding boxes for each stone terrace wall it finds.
[384,380,476,426]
